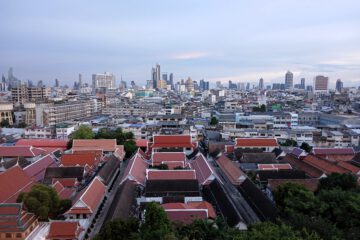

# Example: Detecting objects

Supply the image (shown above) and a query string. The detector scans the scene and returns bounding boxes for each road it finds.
[87,159,130,239]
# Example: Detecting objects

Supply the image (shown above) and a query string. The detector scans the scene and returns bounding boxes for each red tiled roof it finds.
[313,148,355,156]
[0,203,37,233]
[217,155,246,185]
[146,169,196,180]
[67,177,105,215]
[190,154,216,185]
[120,152,148,186]
[258,164,292,171]
[235,138,278,147]
[0,166,35,203]
[302,155,349,175]
[47,221,82,239]
[23,155,57,182]
[136,139,149,148]
[337,161,360,174]
[52,181,75,200]
[72,139,117,152]
[152,152,186,165]
[268,178,320,192]
[16,139,68,149]
[52,178,78,188]
[282,155,324,178]
[0,146,46,157]
[61,152,99,168]
[225,145,235,153]
[152,135,195,148]
[162,201,216,224]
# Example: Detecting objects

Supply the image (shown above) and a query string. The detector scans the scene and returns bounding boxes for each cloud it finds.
[171,51,210,60]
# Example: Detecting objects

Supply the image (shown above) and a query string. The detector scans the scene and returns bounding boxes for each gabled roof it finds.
[61,152,100,168]
[72,139,117,152]
[302,155,349,175]
[136,139,149,148]
[52,181,75,200]
[312,148,355,156]
[98,154,120,185]
[67,177,106,215]
[52,178,78,188]
[16,139,68,149]
[0,166,35,203]
[235,138,278,148]
[120,152,149,186]
[216,155,246,185]
[258,169,306,182]
[23,154,58,182]
[289,148,306,158]
[257,164,292,171]
[0,203,37,233]
[146,169,196,180]
[162,201,216,224]
[152,152,186,166]
[268,178,320,192]
[114,146,125,161]
[0,146,46,157]
[337,161,360,175]
[43,166,84,185]
[152,135,195,148]
[47,221,83,239]
[282,154,324,178]
[190,154,216,185]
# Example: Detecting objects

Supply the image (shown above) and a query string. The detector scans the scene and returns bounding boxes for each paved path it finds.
[87,159,130,239]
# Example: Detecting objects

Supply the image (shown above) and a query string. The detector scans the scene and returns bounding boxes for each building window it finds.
[5,233,12,238]
[16,233,22,238]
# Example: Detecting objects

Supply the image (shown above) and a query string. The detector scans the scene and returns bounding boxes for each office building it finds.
[300,78,305,89]
[336,79,343,93]
[259,78,264,90]
[314,75,329,92]
[285,71,293,89]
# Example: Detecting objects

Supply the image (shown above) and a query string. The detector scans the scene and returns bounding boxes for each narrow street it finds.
[87,159,130,239]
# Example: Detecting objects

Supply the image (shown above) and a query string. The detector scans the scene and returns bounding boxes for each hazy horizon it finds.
[1,0,359,87]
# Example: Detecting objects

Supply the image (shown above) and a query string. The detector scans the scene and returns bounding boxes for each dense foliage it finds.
[17,184,71,220]
[95,202,321,240]
[274,173,360,240]
[210,117,219,125]
[71,124,94,139]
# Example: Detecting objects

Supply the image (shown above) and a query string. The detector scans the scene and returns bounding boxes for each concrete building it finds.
[92,72,116,90]
[285,71,293,89]
[0,103,13,125]
[314,75,329,92]
[11,86,48,104]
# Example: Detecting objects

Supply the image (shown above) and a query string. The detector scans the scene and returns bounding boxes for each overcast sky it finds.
[0,0,359,87]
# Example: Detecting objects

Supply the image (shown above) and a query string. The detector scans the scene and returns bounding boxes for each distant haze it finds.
[0,0,359,87]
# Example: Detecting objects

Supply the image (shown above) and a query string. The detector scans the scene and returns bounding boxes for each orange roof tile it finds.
[235,138,278,147]
[146,169,196,180]
[47,221,82,239]
[0,166,35,203]
[72,139,117,152]
[15,139,68,149]
[302,155,349,175]
[152,135,195,148]
[217,155,246,185]
[152,152,186,165]
[61,152,99,168]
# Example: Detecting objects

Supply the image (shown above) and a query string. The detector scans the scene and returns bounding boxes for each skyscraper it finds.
[285,71,293,89]
[259,78,264,90]
[162,73,168,83]
[55,78,59,88]
[78,73,83,88]
[314,75,329,92]
[151,64,161,89]
[300,78,305,89]
[169,73,174,89]
[336,79,343,93]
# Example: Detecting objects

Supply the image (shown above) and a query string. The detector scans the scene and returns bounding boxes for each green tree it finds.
[17,184,71,220]
[94,218,140,240]
[71,125,94,139]
[246,222,321,240]
[280,139,298,147]
[274,183,320,216]
[124,140,138,158]
[317,173,358,192]
[0,119,10,127]
[140,202,175,240]
[210,117,219,125]
[300,142,312,153]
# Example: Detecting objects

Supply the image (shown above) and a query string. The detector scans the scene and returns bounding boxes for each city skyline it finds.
[1,0,360,87]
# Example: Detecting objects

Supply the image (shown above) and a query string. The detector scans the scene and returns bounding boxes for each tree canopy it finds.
[17,184,71,220]
[71,125,94,139]
[210,117,219,125]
